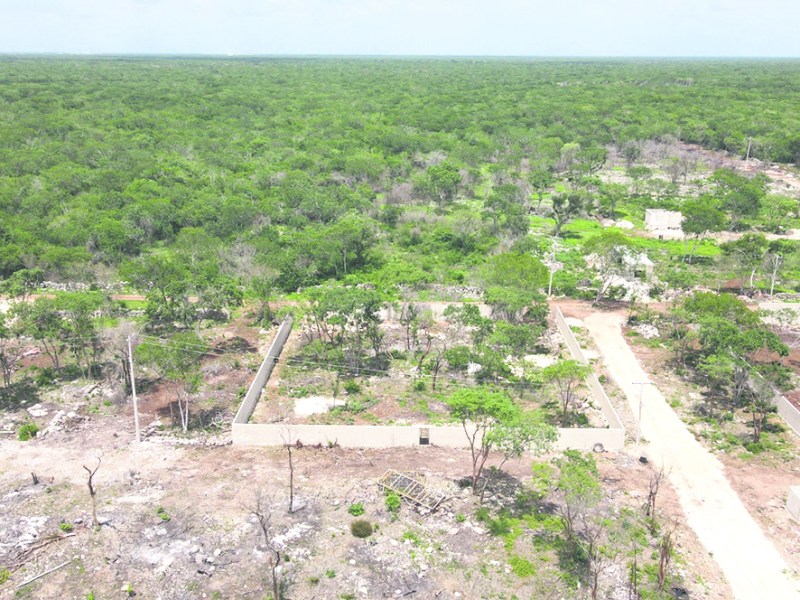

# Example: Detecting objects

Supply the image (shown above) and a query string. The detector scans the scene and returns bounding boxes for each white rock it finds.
[27,404,48,418]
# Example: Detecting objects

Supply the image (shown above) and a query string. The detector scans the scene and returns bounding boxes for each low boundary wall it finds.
[775,395,800,437]
[553,307,626,432]
[232,308,625,451]
[233,316,294,424]
[233,421,621,450]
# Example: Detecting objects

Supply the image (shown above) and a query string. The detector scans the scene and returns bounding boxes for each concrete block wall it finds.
[553,307,626,432]
[231,307,626,451]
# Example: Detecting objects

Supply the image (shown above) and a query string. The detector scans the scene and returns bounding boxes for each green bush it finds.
[350,519,373,538]
[343,380,361,394]
[59,522,74,533]
[156,506,171,522]
[509,555,536,577]
[18,423,39,441]
[385,492,401,514]
[348,502,365,516]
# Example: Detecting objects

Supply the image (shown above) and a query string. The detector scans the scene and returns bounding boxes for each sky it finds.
[0,0,798,57]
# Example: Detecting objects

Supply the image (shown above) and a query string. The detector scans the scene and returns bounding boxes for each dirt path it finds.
[581,309,800,600]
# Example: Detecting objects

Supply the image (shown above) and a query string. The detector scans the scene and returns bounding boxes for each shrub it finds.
[385,492,401,514]
[59,522,74,533]
[325,569,336,578]
[509,555,536,577]
[0,567,9,584]
[350,519,373,538]
[156,507,171,522]
[343,380,361,394]
[18,423,39,441]
[348,502,365,517]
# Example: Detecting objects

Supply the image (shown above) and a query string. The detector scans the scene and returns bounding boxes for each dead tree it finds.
[83,458,101,529]
[643,467,664,520]
[286,443,295,514]
[252,491,281,600]
[657,523,677,592]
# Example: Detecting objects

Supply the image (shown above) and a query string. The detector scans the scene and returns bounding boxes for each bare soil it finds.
[0,417,730,600]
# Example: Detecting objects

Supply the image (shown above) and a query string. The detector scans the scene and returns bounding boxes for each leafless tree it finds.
[252,491,282,600]
[658,522,677,592]
[83,457,102,530]
[643,467,665,520]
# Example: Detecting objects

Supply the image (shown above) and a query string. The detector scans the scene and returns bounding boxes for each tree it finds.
[14,298,67,370]
[122,255,194,328]
[305,283,386,375]
[582,229,633,304]
[760,195,797,233]
[747,378,776,444]
[710,168,769,230]
[481,252,549,291]
[251,490,282,600]
[0,268,44,302]
[0,313,25,388]
[720,233,768,290]
[419,161,461,212]
[550,191,586,237]
[478,411,557,500]
[597,183,627,219]
[528,168,555,210]
[445,388,552,494]
[136,332,207,433]
[765,240,795,296]
[541,359,592,417]
[56,292,105,378]
[681,197,727,262]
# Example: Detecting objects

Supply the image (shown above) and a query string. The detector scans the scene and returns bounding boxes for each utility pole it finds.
[632,381,654,455]
[745,137,753,167]
[127,334,141,443]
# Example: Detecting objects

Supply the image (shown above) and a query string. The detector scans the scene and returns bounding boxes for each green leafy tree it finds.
[136,332,207,433]
[541,359,592,417]
[14,298,67,370]
[122,255,194,328]
[681,197,727,262]
[0,313,24,387]
[582,229,634,304]
[445,388,554,493]
[759,195,797,233]
[765,240,795,296]
[305,284,386,375]
[550,191,586,237]
[710,168,769,230]
[720,233,768,290]
[418,162,461,212]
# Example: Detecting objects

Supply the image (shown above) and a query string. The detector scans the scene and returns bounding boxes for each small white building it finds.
[645,209,683,232]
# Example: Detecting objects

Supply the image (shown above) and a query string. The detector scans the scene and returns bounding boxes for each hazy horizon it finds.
[1,0,798,58]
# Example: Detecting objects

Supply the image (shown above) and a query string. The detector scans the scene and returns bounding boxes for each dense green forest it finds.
[1,57,799,297]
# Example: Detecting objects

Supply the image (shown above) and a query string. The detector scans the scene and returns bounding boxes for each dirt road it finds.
[581,310,800,600]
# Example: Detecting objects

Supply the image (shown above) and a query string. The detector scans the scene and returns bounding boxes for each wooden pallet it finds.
[377,469,445,511]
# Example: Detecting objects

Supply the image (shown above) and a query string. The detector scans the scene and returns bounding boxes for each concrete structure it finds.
[787,487,800,521]
[645,209,683,232]
[233,316,293,425]
[232,306,625,452]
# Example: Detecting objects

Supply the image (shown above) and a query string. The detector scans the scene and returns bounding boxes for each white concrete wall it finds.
[553,307,626,432]
[232,422,624,451]
[775,396,800,438]
[645,209,683,231]
[787,487,800,522]
[380,301,492,322]
[233,316,293,424]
